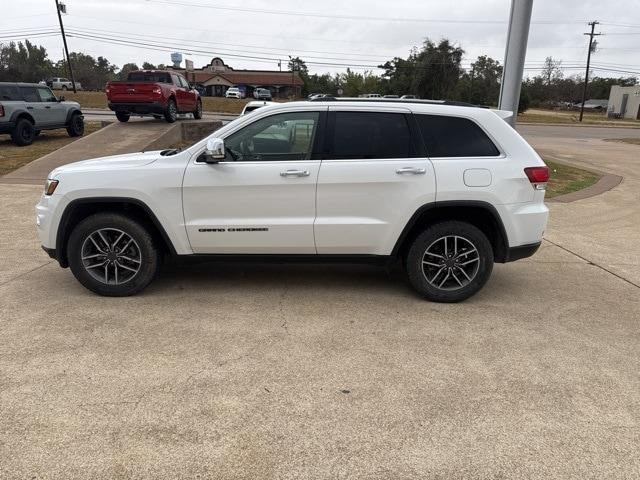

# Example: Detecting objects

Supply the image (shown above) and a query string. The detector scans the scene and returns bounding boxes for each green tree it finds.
[56,53,117,90]
[0,40,53,82]
[142,62,157,70]
[118,63,139,80]
[455,55,502,105]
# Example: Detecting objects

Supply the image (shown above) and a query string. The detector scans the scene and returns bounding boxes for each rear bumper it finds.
[108,102,166,115]
[504,241,541,262]
[0,121,15,134]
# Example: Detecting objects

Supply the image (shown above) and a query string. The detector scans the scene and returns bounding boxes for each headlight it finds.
[44,179,59,196]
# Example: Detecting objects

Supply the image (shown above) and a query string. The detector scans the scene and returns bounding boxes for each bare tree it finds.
[541,56,563,86]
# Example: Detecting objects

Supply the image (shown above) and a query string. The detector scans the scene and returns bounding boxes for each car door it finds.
[37,86,66,125]
[314,107,436,255]
[18,86,47,125]
[182,109,325,254]
[171,74,192,112]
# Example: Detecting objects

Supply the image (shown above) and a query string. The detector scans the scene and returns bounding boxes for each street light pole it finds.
[55,0,76,93]
[498,0,534,127]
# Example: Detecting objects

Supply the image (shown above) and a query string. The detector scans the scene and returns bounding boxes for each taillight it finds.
[0,104,4,117]
[525,166,550,183]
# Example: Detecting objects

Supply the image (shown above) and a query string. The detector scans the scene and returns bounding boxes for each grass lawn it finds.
[545,159,600,199]
[0,122,103,176]
[603,138,640,146]
[519,108,640,127]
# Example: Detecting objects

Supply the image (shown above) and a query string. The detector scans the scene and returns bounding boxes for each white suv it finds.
[36,99,549,302]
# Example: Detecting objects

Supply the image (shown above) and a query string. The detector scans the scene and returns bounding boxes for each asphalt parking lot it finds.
[1,126,639,479]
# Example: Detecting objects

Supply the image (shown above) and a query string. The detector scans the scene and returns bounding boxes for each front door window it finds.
[224,111,320,162]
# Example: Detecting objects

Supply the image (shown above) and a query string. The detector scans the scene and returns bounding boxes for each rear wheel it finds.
[405,221,494,303]
[193,99,203,119]
[11,118,35,146]
[67,213,160,296]
[164,98,177,123]
[66,112,84,137]
[115,112,130,122]
[61,85,68,91]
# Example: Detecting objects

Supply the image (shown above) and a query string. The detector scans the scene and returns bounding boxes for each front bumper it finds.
[108,102,166,115]
[504,242,541,262]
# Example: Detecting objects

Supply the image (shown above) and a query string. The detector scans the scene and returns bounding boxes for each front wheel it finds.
[405,221,494,303]
[66,112,84,137]
[67,213,160,296]
[164,98,177,123]
[193,99,203,119]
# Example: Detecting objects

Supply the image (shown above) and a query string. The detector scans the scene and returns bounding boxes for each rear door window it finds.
[0,85,21,101]
[416,114,500,157]
[19,86,40,102]
[329,111,412,159]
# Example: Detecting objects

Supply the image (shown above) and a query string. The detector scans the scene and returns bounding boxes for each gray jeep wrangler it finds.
[0,82,84,146]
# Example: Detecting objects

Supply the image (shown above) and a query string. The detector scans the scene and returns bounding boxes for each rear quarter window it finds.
[416,114,500,157]
[0,85,21,101]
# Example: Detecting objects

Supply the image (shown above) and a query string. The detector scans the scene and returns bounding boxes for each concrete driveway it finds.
[1,125,639,479]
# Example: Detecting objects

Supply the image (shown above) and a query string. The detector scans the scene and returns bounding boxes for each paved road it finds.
[518,123,640,140]
[82,108,237,124]
[1,125,639,479]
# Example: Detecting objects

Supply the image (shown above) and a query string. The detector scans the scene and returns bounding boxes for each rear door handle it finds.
[280,169,310,177]
[45,106,51,109]
[396,167,426,175]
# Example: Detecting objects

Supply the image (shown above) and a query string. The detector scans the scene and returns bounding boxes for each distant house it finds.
[608,85,640,119]
[169,57,303,99]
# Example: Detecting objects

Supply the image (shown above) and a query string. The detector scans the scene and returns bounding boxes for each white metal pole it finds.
[498,0,534,126]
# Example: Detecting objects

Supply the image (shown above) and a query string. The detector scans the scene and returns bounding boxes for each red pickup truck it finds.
[106,70,202,123]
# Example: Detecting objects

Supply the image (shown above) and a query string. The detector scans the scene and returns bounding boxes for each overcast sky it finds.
[2,0,639,79]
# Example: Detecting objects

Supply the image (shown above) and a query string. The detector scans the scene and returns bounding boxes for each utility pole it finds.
[579,21,601,122]
[55,0,76,93]
[289,56,296,99]
[498,0,533,127]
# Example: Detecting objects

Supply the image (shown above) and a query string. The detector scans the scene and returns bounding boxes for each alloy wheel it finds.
[81,228,142,285]
[421,235,480,291]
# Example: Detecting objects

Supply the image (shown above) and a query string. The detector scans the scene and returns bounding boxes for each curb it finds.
[543,154,623,203]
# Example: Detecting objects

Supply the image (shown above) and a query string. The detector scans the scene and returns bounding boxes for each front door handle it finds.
[280,169,310,177]
[45,106,51,109]
[396,167,426,175]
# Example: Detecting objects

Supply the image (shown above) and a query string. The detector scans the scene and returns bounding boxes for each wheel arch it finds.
[10,110,35,125]
[64,108,83,124]
[55,197,177,268]
[392,201,509,263]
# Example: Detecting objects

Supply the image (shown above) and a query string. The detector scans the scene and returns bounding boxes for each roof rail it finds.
[307,97,486,108]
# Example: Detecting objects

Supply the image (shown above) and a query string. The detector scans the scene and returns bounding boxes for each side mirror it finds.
[58,96,66,102]
[201,137,226,163]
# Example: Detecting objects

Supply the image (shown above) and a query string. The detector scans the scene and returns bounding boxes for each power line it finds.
[145,0,587,25]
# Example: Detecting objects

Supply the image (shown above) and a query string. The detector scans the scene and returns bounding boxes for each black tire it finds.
[115,112,130,122]
[67,213,160,296]
[66,112,84,137]
[405,221,494,303]
[193,99,203,119]
[61,85,68,91]
[164,98,177,123]
[10,118,35,146]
